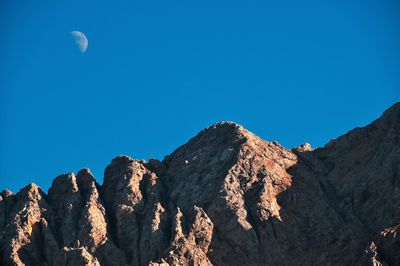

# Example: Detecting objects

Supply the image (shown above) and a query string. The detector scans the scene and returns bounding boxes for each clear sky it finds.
[1,0,399,192]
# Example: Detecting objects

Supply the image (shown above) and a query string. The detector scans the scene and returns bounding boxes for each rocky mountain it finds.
[1,103,399,266]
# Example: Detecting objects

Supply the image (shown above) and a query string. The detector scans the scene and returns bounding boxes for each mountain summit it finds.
[1,103,399,266]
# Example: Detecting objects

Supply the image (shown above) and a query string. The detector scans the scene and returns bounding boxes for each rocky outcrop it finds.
[0,103,399,265]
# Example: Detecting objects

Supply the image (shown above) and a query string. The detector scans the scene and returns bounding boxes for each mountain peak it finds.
[1,104,399,265]
[196,121,252,142]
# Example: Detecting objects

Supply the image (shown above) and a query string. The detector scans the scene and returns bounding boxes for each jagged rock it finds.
[0,184,52,265]
[0,189,16,229]
[0,103,399,265]
[152,207,213,266]
[62,246,101,266]
[48,172,83,247]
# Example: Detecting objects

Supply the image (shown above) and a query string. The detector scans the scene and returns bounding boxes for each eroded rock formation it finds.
[1,103,399,265]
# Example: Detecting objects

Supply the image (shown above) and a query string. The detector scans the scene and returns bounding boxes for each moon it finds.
[70,30,88,53]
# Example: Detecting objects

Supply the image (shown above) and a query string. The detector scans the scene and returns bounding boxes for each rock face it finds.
[1,103,399,266]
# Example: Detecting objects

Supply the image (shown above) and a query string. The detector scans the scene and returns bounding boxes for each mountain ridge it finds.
[1,103,399,265]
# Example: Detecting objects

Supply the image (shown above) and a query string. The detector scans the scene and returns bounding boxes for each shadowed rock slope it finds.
[1,103,399,266]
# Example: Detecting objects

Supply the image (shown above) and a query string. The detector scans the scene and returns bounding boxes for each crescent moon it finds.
[70,30,88,53]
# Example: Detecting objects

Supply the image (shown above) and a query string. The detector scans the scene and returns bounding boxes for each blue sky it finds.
[1,0,399,192]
